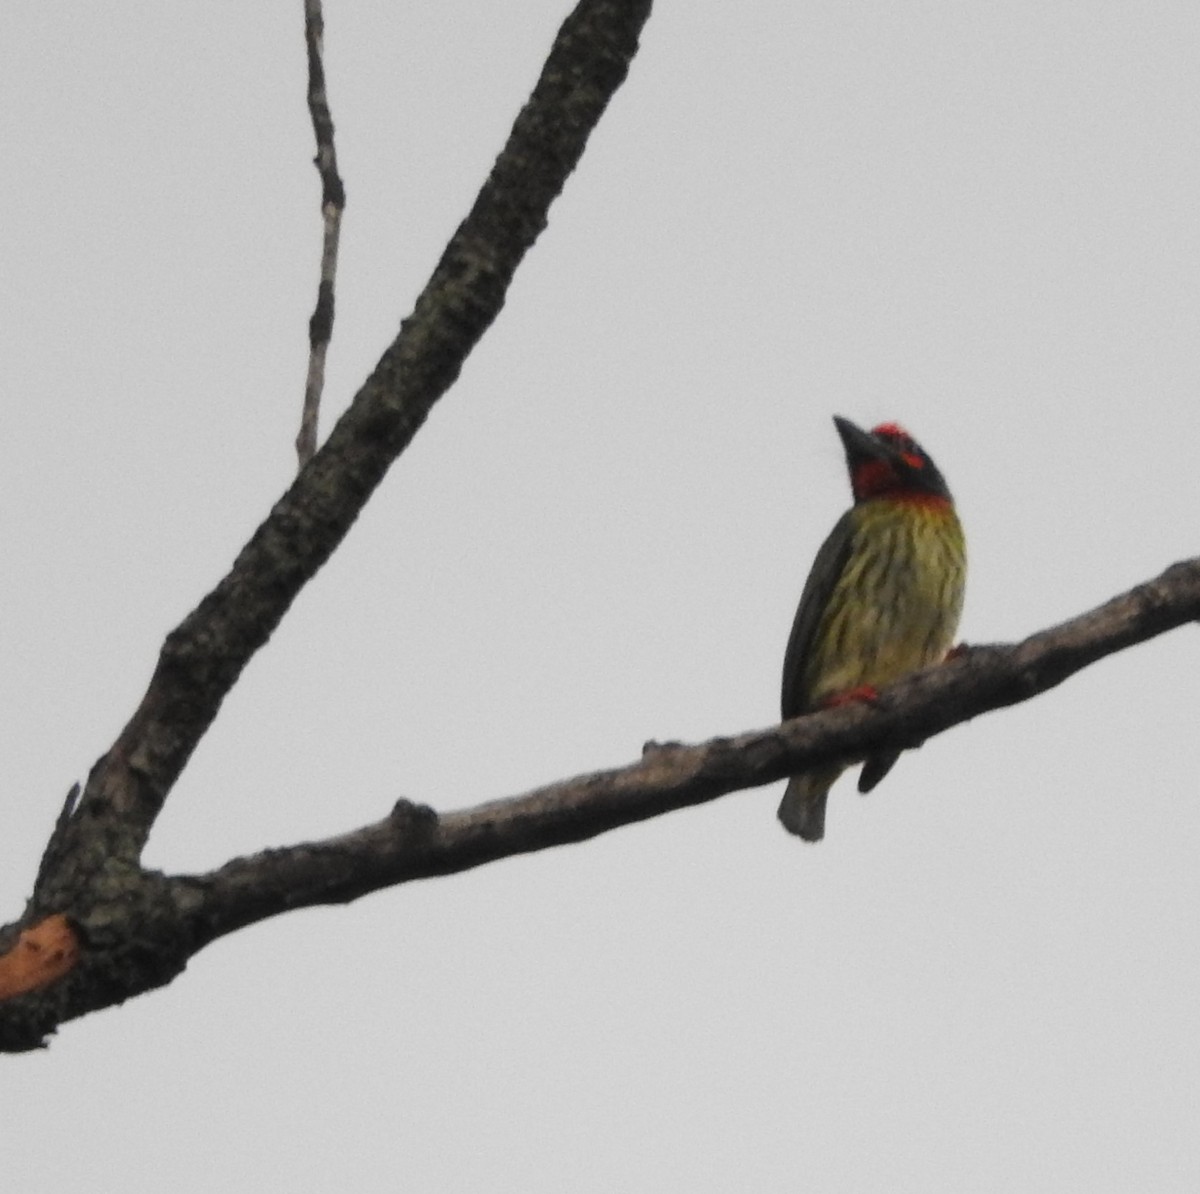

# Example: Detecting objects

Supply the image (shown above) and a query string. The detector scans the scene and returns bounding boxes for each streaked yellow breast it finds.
[805,499,966,703]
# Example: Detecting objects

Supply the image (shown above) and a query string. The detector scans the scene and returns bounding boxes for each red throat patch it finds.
[851,459,899,500]
[851,458,951,506]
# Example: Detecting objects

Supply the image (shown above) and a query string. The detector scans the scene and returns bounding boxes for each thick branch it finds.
[296,0,345,469]
[50,0,655,875]
[181,557,1200,945]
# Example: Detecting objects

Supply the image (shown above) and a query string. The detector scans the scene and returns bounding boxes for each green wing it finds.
[781,509,856,720]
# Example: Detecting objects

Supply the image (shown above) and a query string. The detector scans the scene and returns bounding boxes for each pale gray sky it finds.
[5,3,1200,1190]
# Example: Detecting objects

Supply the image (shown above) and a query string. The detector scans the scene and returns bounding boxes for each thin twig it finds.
[297,0,346,469]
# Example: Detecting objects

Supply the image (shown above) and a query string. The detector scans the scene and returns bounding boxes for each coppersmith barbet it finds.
[778,417,966,840]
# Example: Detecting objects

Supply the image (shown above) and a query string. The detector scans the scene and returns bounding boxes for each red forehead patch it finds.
[868,422,926,470]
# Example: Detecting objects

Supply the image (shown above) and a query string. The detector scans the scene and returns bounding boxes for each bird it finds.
[778,416,966,841]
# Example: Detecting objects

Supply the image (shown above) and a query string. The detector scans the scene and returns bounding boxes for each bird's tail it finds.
[777,766,843,842]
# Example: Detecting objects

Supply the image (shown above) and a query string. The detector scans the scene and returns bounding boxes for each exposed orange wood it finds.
[0,915,79,1000]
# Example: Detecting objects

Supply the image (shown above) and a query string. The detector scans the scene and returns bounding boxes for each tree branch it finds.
[2,556,1198,1049]
[0,0,654,1052]
[40,0,655,882]
[175,556,1200,945]
[296,0,345,469]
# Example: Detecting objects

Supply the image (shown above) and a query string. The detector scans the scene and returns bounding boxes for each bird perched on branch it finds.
[778,416,966,841]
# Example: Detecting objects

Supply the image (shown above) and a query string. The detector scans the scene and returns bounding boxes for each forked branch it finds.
[0,0,655,1051]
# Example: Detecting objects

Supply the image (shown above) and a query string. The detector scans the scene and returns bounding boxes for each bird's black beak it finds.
[833,415,889,462]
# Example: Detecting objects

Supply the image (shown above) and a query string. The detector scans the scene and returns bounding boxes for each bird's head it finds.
[833,416,952,505]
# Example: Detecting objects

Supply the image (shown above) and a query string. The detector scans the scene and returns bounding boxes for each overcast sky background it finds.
[5,3,1200,1190]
